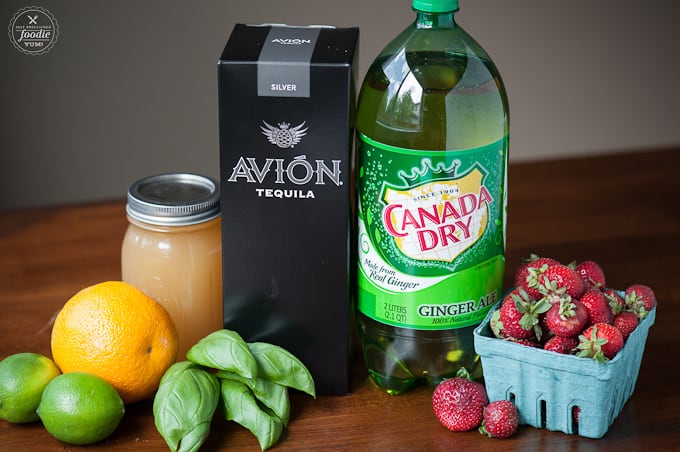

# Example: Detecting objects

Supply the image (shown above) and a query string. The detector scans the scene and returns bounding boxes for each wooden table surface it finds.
[1,148,679,451]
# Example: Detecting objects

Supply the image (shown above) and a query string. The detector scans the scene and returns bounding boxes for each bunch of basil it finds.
[153,329,316,452]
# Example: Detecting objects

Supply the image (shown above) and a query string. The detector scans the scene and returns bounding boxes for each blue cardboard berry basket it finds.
[473,301,656,439]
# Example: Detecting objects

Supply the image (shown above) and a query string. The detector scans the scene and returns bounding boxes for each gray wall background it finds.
[2,0,679,211]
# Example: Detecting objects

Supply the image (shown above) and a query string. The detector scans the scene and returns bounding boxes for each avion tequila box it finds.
[218,24,358,395]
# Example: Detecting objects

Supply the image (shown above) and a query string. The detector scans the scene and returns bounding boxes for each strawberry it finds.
[545,298,588,337]
[572,406,581,425]
[514,255,560,299]
[576,323,624,362]
[573,260,606,290]
[479,400,519,439]
[498,288,550,340]
[579,289,613,326]
[613,311,639,339]
[432,368,489,432]
[602,288,625,315]
[543,335,578,354]
[513,254,547,283]
[491,310,540,346]
[538,264,585,301]
[506,337,540,347]
[625,284,656,319]
[489,309,505,339]
[536,313,552,342]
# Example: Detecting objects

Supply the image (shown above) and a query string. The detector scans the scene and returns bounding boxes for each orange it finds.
[51,281,178,404]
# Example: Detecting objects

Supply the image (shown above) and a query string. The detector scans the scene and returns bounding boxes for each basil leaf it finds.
[217,370,290,426]
[220,379,284,451]
[153,361,220,452]
[248,342,316,397]
[215,369,256,390]
[187,329,258,379]
[253,378,290,426]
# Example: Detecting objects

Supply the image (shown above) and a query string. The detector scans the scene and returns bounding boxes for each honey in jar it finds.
[121,173,222,360]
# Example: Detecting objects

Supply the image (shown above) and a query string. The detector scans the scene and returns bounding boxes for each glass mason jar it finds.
[121,173,222,360]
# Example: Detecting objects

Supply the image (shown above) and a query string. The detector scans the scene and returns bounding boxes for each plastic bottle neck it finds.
[415,10,455,29]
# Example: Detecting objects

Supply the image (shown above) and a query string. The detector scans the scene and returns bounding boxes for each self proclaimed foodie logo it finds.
[8,6,59,55]
[261,121,308,149]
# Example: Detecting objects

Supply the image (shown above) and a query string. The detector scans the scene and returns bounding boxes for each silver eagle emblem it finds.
[260,121,308,149]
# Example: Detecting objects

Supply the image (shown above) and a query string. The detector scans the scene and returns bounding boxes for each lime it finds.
[0,352,61,423]
[37,372,125,445]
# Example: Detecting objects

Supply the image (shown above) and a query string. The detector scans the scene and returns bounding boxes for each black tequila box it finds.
[218,24,358,395]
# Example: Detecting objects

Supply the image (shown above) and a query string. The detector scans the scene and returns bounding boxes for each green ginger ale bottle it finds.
[356,0,509,394]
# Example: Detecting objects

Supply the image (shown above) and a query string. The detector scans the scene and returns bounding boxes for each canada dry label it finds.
[357,134,508,330]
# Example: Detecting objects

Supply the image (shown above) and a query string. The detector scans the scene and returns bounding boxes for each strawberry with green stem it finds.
[479,400,519,439]
[498,288,550,341]
[432,368,488,432]
[576,323,624,362]
[514,255,560,300]
[603,288,625,315]
[625,284,656,319]
[538,264,585,302]
[545,297,588,337]
[580,289,613,326]
[572,260,606,291]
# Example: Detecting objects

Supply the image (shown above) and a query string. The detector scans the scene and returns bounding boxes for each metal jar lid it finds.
[126,173,220,226]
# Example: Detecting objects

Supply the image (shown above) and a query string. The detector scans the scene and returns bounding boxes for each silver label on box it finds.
[257,26,320,98]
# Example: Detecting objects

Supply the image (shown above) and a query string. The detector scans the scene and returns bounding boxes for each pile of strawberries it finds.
[431,255,657,439]
[491,255,657,362]
[432,368,519,439]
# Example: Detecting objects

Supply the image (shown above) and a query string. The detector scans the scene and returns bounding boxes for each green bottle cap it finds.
[412,0,459,12]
